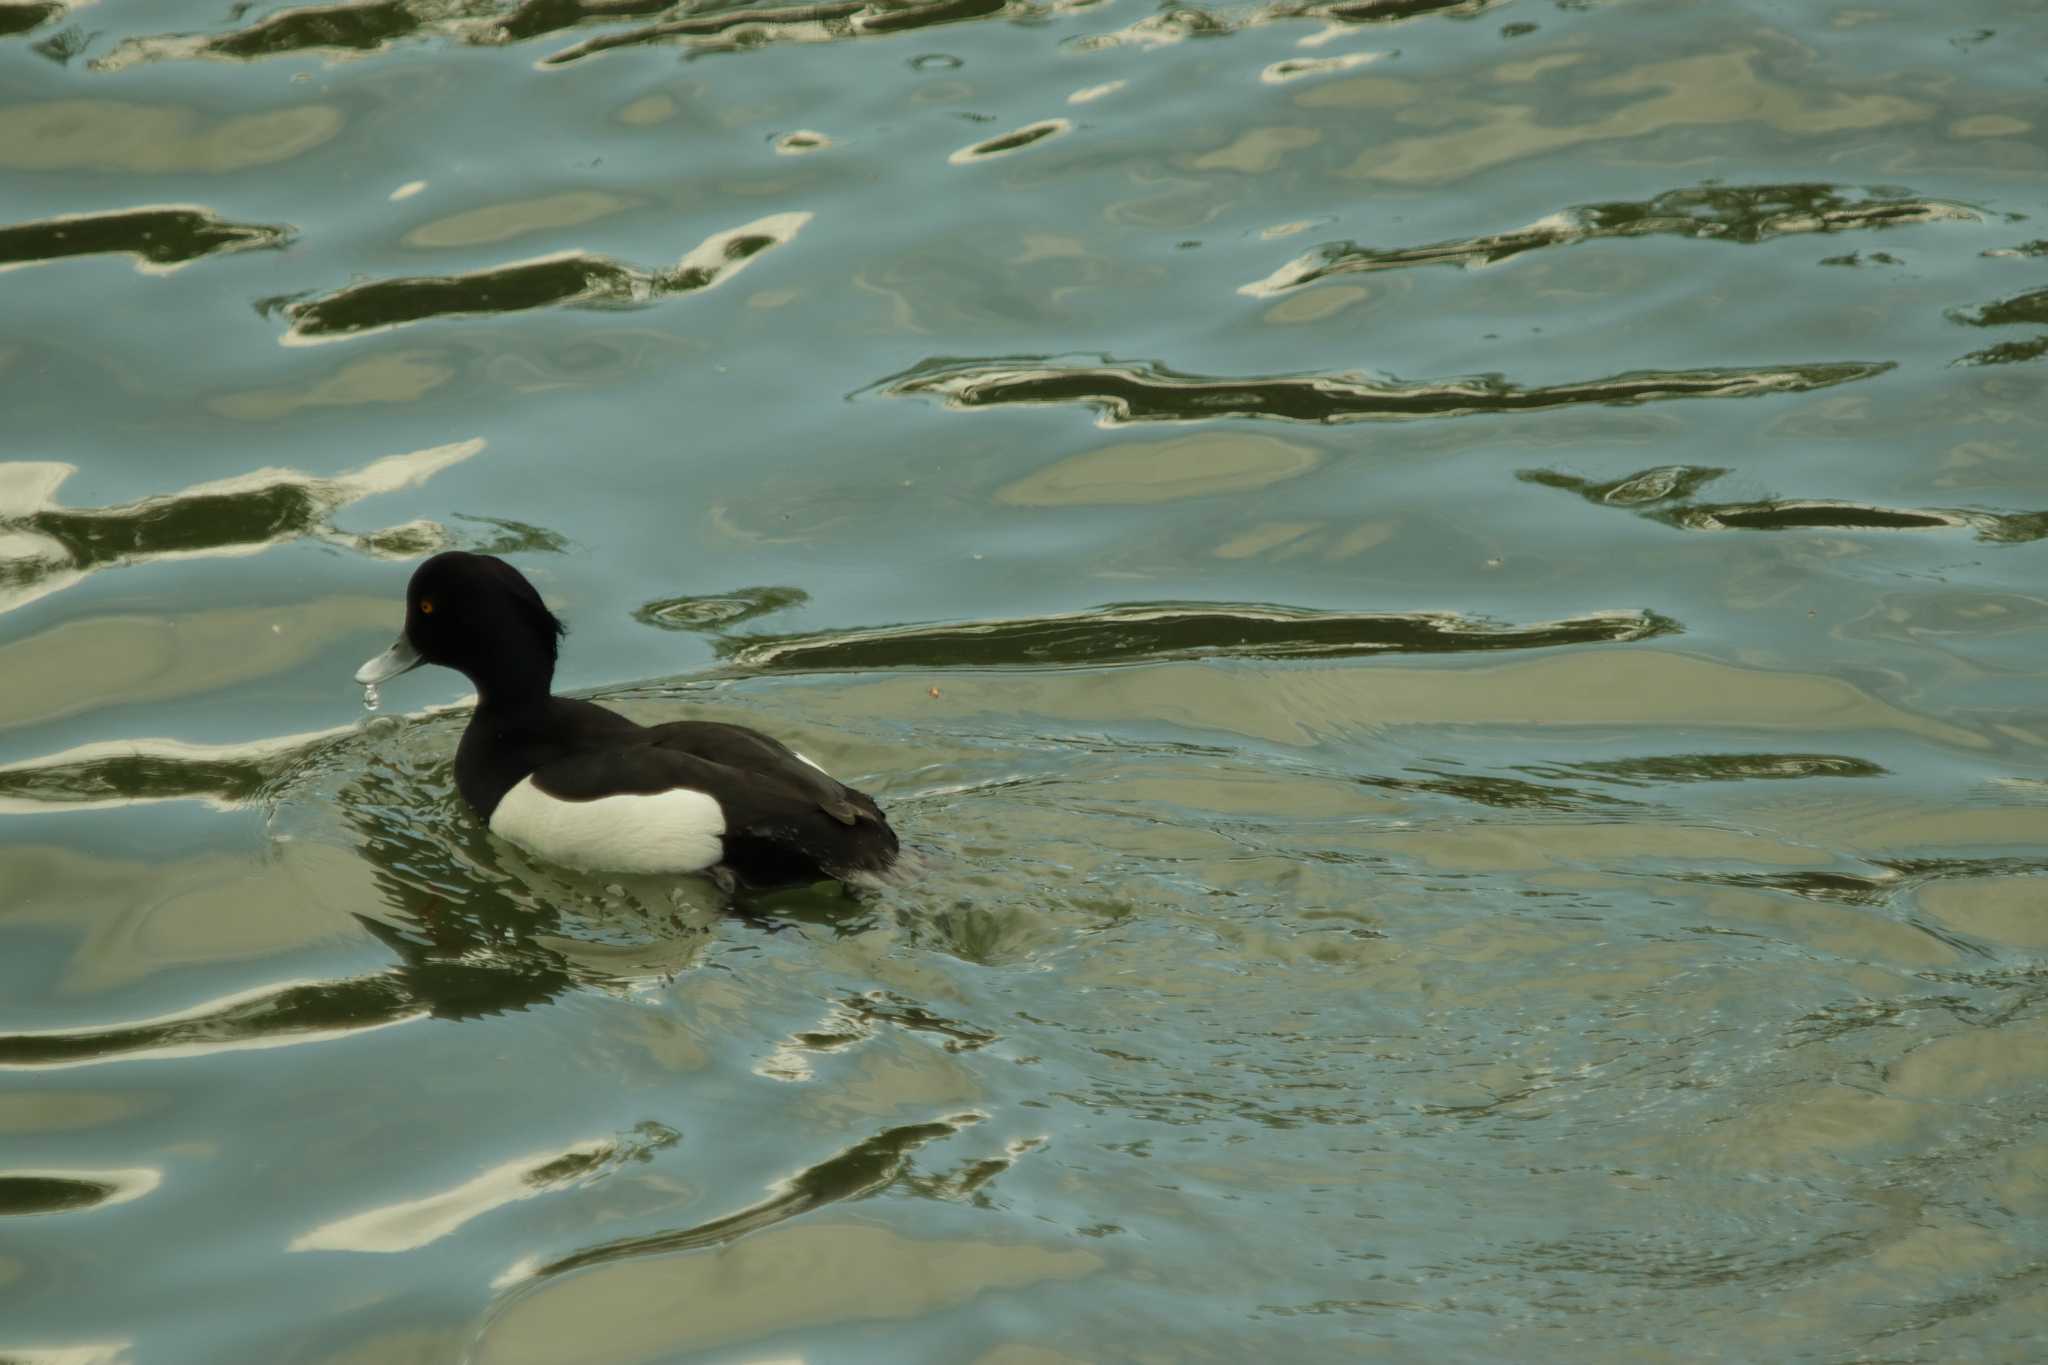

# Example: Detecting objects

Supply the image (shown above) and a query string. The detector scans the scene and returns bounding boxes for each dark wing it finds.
[512,704,897,886]
[639,720,884,829]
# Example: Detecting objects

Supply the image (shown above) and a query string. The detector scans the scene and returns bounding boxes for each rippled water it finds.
[5,1,2048,1361]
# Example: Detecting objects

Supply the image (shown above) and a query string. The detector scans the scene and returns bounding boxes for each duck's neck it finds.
[463,628,559,714]
[470,671,555,715]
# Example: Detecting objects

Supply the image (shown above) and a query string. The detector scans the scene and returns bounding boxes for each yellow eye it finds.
[419,599,435,615]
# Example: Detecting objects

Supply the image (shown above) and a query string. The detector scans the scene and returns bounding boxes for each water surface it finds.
[4,1,2048,1361]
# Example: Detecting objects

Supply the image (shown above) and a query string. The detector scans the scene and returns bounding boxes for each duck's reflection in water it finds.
[0,719,749,1071]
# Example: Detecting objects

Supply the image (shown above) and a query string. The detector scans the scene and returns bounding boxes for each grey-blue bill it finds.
[354,636,423,686]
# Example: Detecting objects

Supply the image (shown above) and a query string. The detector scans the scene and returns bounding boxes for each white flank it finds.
[490,778,726,874]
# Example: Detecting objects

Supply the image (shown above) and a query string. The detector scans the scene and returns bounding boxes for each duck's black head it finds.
[355,551,566,706]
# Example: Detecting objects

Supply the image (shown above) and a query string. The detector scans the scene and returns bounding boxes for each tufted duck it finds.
[354,552,899,889]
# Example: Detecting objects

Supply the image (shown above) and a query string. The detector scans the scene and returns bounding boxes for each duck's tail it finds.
[839,842,925,891]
